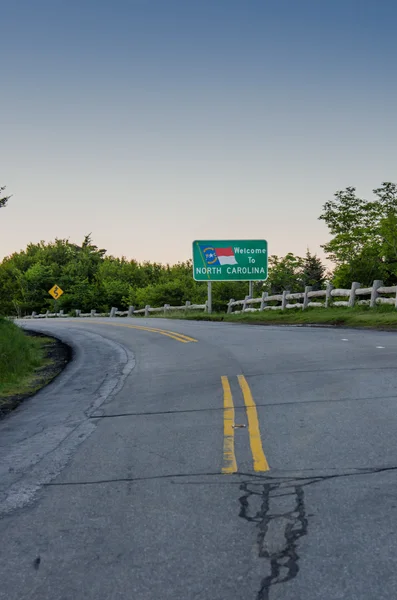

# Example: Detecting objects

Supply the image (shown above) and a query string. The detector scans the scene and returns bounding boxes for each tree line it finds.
[1,181,397,315]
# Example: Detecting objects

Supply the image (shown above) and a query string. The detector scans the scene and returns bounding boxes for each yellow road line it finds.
[67,320,197,343]
[120,324,197,343]
[238,374,269,472]
[221,376,238,474]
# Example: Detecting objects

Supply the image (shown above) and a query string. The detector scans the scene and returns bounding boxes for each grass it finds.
[145,305,397,329]
[0,317,51,399]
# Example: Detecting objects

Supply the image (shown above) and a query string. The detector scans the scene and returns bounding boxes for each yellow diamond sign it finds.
[48,284,64,300]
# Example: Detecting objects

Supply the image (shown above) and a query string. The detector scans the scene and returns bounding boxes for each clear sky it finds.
[1,0,396,264]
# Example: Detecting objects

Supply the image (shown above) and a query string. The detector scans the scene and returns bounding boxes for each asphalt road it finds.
[1,318,397,599]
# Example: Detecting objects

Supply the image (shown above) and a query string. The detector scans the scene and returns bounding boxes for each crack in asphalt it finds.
[88,391,397,419]
[236,465,397,599]
[32,466,397,598]
[246,365,397,377]
[239,481,308,600]
[44,471,223,486]
[43,463,397,486]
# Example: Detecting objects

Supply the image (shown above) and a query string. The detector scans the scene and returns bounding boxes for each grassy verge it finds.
[0,317,55,401]
[144,305,397,329]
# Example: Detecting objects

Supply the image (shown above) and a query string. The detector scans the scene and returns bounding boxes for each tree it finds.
[0,185,11,208]
[320,182,397,284]
[264,253,304,294]
[332,243,387,288]
[319,186,376,264]
[300,250,326,290]
[379,211,397,276]
[0,234,329,315]
[372,181,397,216]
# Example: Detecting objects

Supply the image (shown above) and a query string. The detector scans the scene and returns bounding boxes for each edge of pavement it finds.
[0,324,136,517]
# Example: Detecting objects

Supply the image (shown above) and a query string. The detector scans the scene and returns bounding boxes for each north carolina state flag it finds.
[201,245,238,266]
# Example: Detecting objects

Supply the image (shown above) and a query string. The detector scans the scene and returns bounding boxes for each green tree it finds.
[23,263,56,311]
[0,185,11,208]
[320,182,397,264]
[0,260,22,315]
[372,181,397,216]
[332,244,387,288]
[264,253,304,294]
[319,186,376,264]
[0,234,321,316]
[379,211,397,277]
[320,182,397,285]
[133,281,191,308]
[300,250,326,290]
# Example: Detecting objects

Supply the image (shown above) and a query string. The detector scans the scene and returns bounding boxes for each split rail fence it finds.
[23,280,397,319]
[25,301,207,319]
[226,280,397,314]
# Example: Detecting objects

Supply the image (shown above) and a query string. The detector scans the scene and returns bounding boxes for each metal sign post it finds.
[207,281,212,314]
[249,281,253,298]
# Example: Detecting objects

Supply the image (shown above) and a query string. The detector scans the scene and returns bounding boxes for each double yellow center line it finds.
[120,324,197,343]
[221,375,269,474]
[70,320,197,343]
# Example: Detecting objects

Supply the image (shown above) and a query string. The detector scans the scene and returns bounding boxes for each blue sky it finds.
[1,0,396,264]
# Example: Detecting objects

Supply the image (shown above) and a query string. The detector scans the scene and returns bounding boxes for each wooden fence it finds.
[25,301,207,319]
[22,280,397,319]
[227,280,397,314]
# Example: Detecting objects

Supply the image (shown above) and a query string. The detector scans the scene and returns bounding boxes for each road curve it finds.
[1,318,397,599]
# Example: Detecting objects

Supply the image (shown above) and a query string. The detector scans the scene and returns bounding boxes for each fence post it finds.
[164,303,170,315]
[325,283,334,308]
[45,310,50,318]
[281,290,290,310]
[303,286,313,310]
[370,280,383,308]
[91,309,96,317]
[227,299,235,314]
[128,305,135,317]
[242,295,249,312]
[185,301,191,313]
[32,311,37,318]
[260,292,268,311]
[75,309,81,317]
[348,282,361,308]
[59,309,64,316]
[145,305,150,317]
[109,307,118,318]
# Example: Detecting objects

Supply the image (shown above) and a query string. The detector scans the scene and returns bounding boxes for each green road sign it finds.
[192,240,268,281]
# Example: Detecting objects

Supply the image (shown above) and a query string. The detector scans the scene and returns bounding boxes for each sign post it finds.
[193,240,268,282]
[207,281,212,314]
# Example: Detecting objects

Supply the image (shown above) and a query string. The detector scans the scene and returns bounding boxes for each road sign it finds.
[192,240,268,281]
[48,284,64,300]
